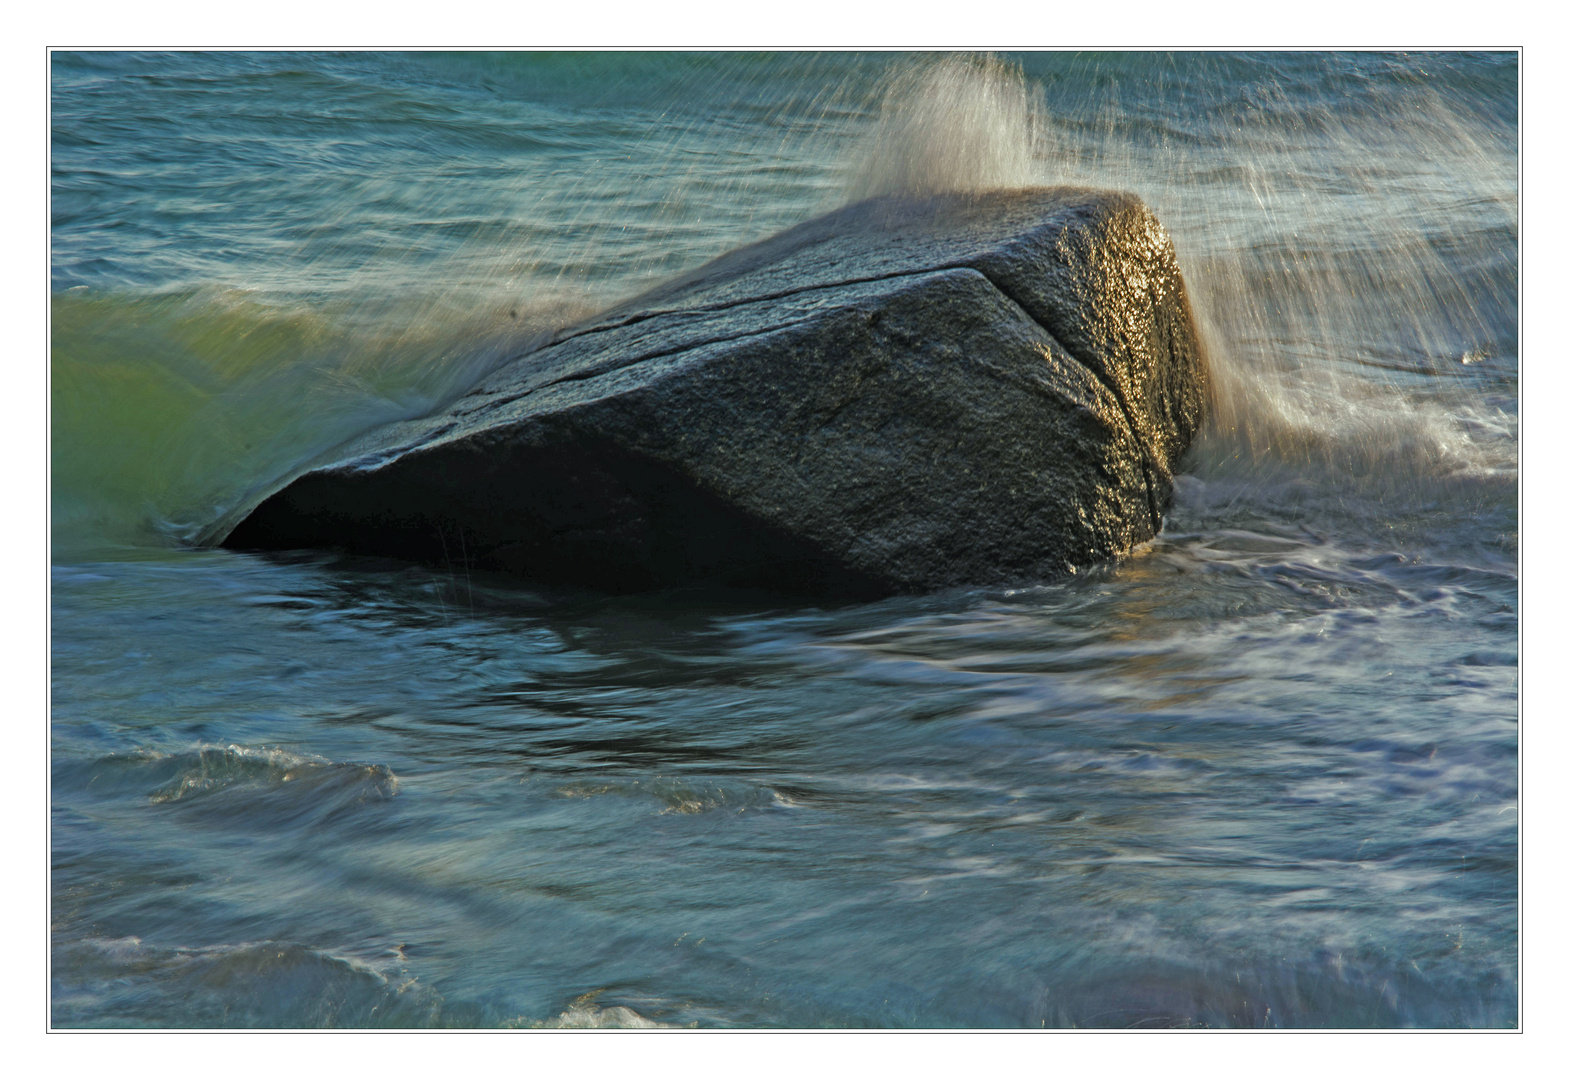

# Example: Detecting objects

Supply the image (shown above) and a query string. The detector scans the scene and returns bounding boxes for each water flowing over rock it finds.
[220,188,1209,595]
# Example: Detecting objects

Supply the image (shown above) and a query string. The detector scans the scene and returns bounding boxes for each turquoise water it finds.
[51,51,1518,1028]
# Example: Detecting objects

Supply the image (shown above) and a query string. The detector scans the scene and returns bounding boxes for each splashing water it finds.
[842,54,1515,513]
[841,54,1044,200]
[51,52,1516,552]
[51,53,1517,1030]
[1032,55,1515,503]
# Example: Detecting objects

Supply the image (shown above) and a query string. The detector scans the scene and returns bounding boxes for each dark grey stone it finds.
[220,187,1209,596]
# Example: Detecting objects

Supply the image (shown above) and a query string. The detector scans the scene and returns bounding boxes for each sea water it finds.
[50,51,1518,1028]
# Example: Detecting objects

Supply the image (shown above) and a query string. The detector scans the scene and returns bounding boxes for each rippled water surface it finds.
[51,51,1517,1028]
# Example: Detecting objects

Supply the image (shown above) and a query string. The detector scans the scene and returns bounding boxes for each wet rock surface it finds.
[221,188,1209,595]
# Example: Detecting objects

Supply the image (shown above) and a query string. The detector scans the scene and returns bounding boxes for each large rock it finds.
[221,187,1209,596]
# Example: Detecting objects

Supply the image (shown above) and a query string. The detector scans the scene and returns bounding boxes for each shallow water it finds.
[50,51,1517,1028]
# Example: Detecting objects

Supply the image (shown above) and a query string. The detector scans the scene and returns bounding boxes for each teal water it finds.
[51,51,1518,1028]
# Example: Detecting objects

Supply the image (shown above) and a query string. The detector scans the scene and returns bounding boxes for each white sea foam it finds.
[522,1000,671,1028]
[53,937,446,1028]
[841,54,1044,202]
[832,53,1515,503]
[139,743,399,805]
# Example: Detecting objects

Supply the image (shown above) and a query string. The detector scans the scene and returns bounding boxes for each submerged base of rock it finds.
[221,188,1209,596]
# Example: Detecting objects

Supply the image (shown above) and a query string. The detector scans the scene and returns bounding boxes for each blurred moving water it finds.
[51,51,1517,1028]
